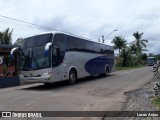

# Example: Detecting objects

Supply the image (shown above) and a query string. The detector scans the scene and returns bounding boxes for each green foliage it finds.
[111,36,127,54]
[131,31,148,64]
[141,53,148,61]
[120,47,131,67]
[112,31,148,68]
[154,54,160,60]
[0,28,13,75]
[130,43,137,54]
[0,28,13,44]
[152,97,160,110]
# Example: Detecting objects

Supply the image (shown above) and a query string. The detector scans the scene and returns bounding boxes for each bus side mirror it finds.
[45,42,52,56]
[10,47,20,59]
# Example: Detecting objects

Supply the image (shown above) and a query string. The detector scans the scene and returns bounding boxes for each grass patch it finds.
[116,65,146,71]
[152,97,160,110]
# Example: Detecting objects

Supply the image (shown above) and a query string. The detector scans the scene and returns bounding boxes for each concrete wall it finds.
[0,77,20,88]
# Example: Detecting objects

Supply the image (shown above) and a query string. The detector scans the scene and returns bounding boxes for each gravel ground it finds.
[104,77,160,120]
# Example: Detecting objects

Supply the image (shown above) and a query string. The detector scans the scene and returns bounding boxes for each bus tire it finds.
[68,70,77,85]
[105,66,109,77]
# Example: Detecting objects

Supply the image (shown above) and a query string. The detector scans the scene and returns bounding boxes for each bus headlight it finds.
[19,74,24,79]
[41,72,50,77]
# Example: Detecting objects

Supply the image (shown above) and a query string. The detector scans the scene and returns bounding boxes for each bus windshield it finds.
[147,57,157,66]
[20,34,52,71]
[20,45,51,71]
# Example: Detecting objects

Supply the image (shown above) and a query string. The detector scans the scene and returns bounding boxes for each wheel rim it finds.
[69,71,76,84]
[70,74,75,81]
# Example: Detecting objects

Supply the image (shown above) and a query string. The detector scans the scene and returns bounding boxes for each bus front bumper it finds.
[19,75,51,83]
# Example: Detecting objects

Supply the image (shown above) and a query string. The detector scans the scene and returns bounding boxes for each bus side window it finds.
[54,34,65,64]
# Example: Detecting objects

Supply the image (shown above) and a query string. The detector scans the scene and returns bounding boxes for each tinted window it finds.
[53,34,65,66]
[94,43,100,53]
[20,45,51,71]
[66,36,95,52]
[22,34,52,48]
[86,41,94,52]
[100,44,106,53]
[76,38,85,50]
[66,36,78,50]
[106,45,110,50]
[65,35,113,54]
[53,34,65,52]
[111,50,114,55]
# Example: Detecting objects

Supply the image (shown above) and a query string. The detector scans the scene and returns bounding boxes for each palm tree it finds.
[0,28,13,44]
[0,28,13,76]
[132,31,148,64]
[132,31,148,54]
[120,47,131,67]
[111,36,127,55]
[130,43,137,54]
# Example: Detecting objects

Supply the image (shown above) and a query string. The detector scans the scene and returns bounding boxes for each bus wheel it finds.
[105,67,109,77]
[68,70,77,84]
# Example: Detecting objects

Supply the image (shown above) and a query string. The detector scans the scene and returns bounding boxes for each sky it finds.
[0,0,160,54]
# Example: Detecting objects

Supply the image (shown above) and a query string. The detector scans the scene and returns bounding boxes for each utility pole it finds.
[103,29,118,43]
[102,35,104,43]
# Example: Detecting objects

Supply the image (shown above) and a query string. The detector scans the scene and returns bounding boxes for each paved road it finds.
[0,66,154,119]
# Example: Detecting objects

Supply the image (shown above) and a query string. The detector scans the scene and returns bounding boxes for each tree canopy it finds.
[0,28,13,44]
[111,36,127,55]
[112,31,149,67]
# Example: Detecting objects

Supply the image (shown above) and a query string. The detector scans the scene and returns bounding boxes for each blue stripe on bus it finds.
[84,56,114,75]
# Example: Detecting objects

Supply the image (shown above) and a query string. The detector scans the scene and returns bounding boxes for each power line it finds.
[0,14,102,40]
[0,20,40,32]
[0,14,55,30]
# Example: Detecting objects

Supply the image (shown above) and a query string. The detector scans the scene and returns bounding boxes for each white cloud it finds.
[0,0,160,54]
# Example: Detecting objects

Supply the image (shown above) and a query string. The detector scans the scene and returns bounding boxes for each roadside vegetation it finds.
[152,97,160,110]
[112,31,149,70]
[0,28,13,44]
[0,28,13,76]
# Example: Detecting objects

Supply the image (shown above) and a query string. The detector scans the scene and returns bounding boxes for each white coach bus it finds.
[11,31,115,85]
[147,57,157,66]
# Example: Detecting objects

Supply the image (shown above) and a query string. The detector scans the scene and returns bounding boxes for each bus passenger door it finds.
[52,46,61,81]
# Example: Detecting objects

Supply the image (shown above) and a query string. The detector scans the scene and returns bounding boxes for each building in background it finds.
[0,44,20,76]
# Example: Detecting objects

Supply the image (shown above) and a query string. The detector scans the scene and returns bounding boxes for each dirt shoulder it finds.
[122,77,157,111]
[104,77,160,120]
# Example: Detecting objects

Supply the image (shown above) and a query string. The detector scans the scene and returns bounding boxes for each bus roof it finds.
[147,57,155,59]
[23,31,113,48]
